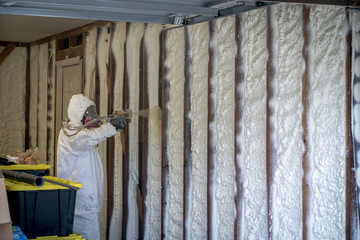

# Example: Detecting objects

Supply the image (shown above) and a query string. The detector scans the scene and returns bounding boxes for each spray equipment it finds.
[2,169,44,187]
[62,109,133,137]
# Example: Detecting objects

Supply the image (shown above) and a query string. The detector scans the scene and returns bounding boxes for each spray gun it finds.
[113,109,132,123]
[62,109,133,137]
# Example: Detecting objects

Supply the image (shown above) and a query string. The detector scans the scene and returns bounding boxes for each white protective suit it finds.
[57,94,118,240]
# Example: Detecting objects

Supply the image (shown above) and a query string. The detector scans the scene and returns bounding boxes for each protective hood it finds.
[68,94,95,126]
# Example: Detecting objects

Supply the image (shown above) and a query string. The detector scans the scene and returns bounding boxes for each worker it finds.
[57,94,129,240]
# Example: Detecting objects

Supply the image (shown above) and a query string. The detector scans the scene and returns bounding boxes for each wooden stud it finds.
[106,22,116,240]
[141,24,149,236]
[183,26,192,240]
[122,22,131,240]
[161,29,170,239]
[207,20,216,240]
[25,46,31,150]
[302,5,310,240]
[302,6,310,240]
[345,9,358,240]
[234,13,244,240]
[266,7,275,239]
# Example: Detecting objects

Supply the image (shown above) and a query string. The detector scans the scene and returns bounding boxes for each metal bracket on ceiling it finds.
[170,1,277,26]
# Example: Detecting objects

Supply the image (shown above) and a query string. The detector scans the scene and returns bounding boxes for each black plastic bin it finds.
[5,176,82,239]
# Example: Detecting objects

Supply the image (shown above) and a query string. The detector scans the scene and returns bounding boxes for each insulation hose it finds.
[2,169,44,187]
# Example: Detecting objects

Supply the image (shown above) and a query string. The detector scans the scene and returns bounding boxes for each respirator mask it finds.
[82,105,100,128]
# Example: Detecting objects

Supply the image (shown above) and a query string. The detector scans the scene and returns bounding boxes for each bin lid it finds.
[29,233,85,239]
[5,176,82,191]
[0,164,51,171]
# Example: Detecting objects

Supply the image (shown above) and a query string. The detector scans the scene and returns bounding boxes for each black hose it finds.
[2,169,44,187]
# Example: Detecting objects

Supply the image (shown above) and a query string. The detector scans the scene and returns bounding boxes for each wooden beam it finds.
[161,30,170,239]
[106,22,116,240]
[266,7,276,239]
[301,5,311,240]
[183,26,192,240]
[0,43,16,66]
[122,22,130,240]
[207,20,216,240]
[141,23,149,238]
[234,13,244,240]
[345,9,358,240]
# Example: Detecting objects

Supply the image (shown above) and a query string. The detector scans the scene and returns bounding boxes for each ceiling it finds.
[0,0,359,43]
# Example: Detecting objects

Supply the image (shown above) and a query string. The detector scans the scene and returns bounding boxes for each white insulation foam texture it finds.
[187,21,209,240]
[97,24,111,240]
[165,27,185,240]
[240,8,268,239]
[84,28,97,101]
[213,16,236,240]
[126,22,144,239]
[109,22,126,240]
[271,4,304,239]
[144,23,163,240]
[0,47,26,155]
[308,5,347,239]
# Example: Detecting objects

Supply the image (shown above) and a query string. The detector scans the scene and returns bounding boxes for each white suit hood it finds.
[68,94,95,126]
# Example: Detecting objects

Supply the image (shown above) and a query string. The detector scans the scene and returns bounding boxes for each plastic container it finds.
[5,176,82,239]
[0,164,51,176]
[12,226,28,240]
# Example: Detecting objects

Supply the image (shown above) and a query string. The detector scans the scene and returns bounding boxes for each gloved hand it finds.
[109,116,128,131]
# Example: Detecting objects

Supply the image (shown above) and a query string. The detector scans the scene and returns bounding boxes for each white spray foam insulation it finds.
[0,47,26,155]
[240,8,268,239]
[97,24,111,240]
[84,28,97,101]
[109,22,126,240]
[126,22,144,239]
[29,45,39,149]
[307,5,347,239]
[165,27,185,240]
[213,16,236,240]
[143,23,163,240]
[38,43,48,164]
[187,21,209,240]
[270,4,304,239]
[352,11,360,237]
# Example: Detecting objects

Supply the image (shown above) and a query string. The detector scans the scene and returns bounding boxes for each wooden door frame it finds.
[54,56,82,175]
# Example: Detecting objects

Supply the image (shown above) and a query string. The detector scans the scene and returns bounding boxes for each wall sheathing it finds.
[2,2,359,240]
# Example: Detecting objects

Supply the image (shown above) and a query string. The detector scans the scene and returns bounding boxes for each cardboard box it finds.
[0,170,12,240]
